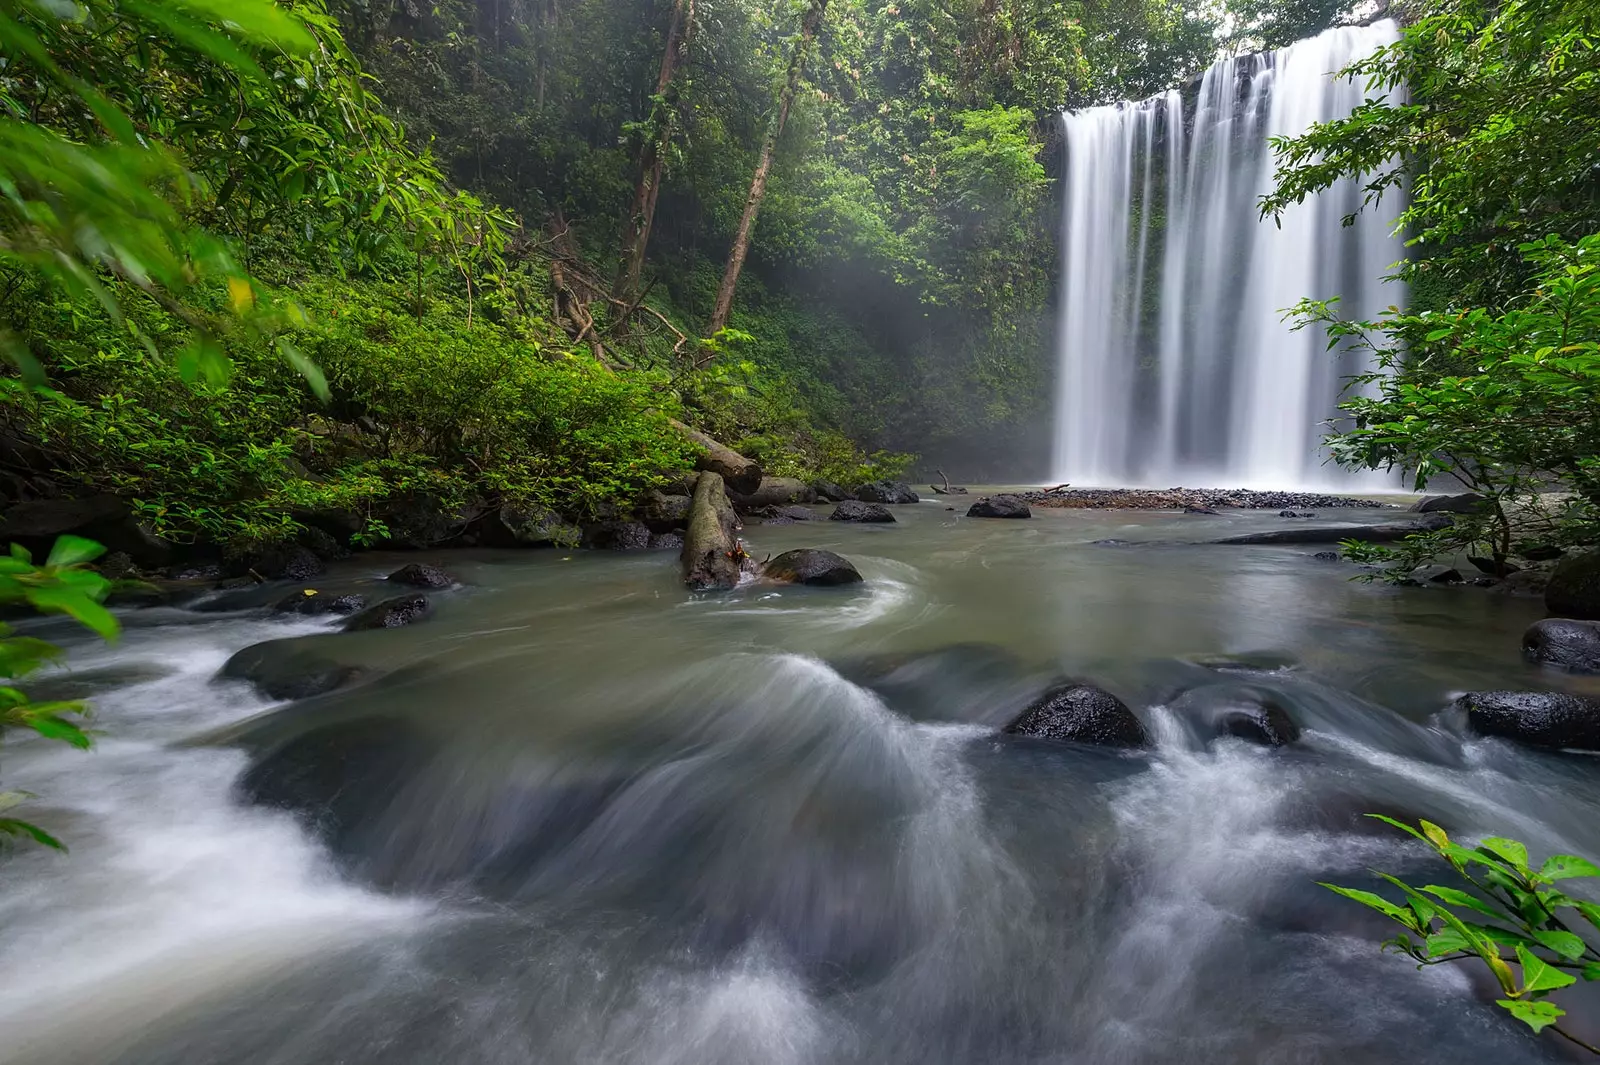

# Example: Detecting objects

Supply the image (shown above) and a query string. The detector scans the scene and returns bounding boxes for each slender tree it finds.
[616,0,697,300]
[706,0,827,335]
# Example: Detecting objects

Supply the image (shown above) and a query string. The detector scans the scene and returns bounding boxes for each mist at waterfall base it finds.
[3,505,1600,1064]
[1054,22,1405,491]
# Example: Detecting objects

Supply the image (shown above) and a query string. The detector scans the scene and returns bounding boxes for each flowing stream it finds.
[1053,22,1405,489]
[2,503,1598,1063]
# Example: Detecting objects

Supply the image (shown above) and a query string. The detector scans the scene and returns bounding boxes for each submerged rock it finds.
[1546,549,1600,620]
[343,595,431,631]
[829,500,896,523]
[1457,690,1600,751]
[386,562,455,588]
[1523,618,1600,674]
[966,495,1032,519]
[1002,683,1147,748]
[218,639,361,701]
[1171,685,1300,747]
[854,481,919,505]
[762,549,863,587]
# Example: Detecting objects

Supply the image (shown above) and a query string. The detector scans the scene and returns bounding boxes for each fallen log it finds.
[670,419,763,495]
[682,471,744,590]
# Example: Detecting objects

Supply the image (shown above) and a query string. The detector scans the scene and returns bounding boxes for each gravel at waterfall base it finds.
[1020,487,1399,510]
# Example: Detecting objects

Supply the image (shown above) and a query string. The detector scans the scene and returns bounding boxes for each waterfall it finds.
[1052,22,1404,490]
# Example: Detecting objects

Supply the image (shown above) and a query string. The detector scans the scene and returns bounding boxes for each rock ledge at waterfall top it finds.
[1022,488,1397,511]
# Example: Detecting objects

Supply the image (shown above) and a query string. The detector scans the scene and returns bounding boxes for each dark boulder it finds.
[766,505,817,522]
[218,639,361,701]
[0,494,173,567]
[1409,564,1463,585]
[343,595,431,631]
[1411,492,1488,515]
[649,531,684,551]
[854,481,919,505]
[232,544,324,582]
[1545,549,1600,620]
[1493,568,1552,598]
[484,504,580,548]
[296,525,350,562]
[386,562,454,588]
[1457,690,1600,751]
[1002,683,1147,748]
[583,520,652,551]
[762,549,863,587]
[829,501,896,524]
[1312,551,1341,562]
[272,590,367,617]
[1523,618,1600,674]
[966,495,1032,519]
[812,481,850,503]
[1469,556,1520,577]
[379,496,482,549]
[638,491,692,533]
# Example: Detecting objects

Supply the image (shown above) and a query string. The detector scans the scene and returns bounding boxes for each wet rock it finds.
[1411,492,1488,515]
[1410,564,1463,584]
[168,562,223,581]
[765,505,818,522]
[272,589,367,616]
[484,504,581,548]
[296,525,350,562]
[829,501,896,523]
[234,544,324,582]
[1277,510,1315,518]
[812,481,850,503]
[219,640,361,701]
[761,549,863,587]
[1002,683,1147,748]
[1312,551,1341,562]
[1210,514,1452,545]
[966,495,1031,519]
[1171,685,1301,746]
[1457,690,1600,751]
[639,491,692,533]
[1545,549,1600,620]
[1184,505,1219,515]
[343,595,431,631]
[583,520,652,551]
[1469,556,1519,577]
[0,494,174,567]
[854,481,919,505]
[386,562,454,588]
[649,531,684,551]
[1523,619,1600,674]
[380,495,483,549]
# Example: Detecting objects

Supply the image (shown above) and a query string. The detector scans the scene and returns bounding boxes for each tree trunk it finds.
[669,418,763,495]
[616,0,696,299]
[681,472,744,591]
[706,0,827,336]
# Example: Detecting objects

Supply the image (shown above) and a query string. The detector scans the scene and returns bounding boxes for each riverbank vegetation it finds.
[1268,0,1600,575]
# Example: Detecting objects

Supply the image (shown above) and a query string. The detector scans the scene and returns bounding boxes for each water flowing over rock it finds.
[1052,22,1403,489]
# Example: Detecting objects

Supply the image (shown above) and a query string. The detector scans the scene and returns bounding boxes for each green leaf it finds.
[24,587,119,641]
[23,712,91,749]
[1516,945,1578,993]
[1425,929,1474,957]
[1420,884,1506,920]
[1319,883,1417,928]
[1365,814,1425,840]
[1497,998,1564,1034]
[0,817,64,850]
[1531,929,1588,961]
[276,338,329,402]
[1538,854,1600,881]
[1480,837,1530,872]
[45,535,105,568]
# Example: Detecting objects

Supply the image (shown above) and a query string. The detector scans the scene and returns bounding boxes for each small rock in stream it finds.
[1457,690,1600,751]
[829,500,896,524]
[386,562,455,588]
[1523,618,1600,674]
[966,495,1032,519]
[1002,683,1147,748]
[343,595,432,631]
[853,481,919,505]
[762,549,863,586]
[272,589,368,616]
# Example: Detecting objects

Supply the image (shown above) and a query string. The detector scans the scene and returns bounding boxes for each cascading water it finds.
[1052,22,1405,489]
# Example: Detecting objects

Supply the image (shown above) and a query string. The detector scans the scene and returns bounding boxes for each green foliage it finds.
[1323,815,1600,1054]
[0,535,117,852]
[1294,233,1600,571]
[1263,0,1600,309]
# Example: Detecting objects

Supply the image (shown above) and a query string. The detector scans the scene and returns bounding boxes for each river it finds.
[1,499,1596,1063]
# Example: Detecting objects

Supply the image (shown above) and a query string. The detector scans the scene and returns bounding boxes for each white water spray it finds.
[1053,22,1404,489]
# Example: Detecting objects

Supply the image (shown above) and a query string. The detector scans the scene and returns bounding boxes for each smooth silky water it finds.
[2,502,1598,1064]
